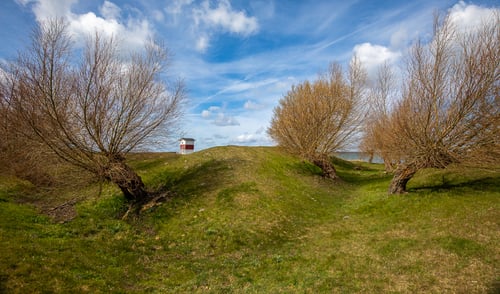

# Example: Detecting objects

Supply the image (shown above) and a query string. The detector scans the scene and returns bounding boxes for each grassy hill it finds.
[0,146,499,293]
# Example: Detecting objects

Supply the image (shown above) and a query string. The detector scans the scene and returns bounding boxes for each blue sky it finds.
[0,0,498,151]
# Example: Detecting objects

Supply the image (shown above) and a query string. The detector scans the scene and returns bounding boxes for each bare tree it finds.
[360,62,400,170]
[1,37,69,186]
[268,59,367,179]
[385,12,500,194]
[0,19,185,205]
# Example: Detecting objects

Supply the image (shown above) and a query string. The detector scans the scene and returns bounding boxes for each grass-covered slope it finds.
[0,146,499,293]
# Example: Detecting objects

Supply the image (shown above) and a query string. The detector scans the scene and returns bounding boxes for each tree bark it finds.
[103,159,149,203]
[312,155,339,180]
[388,164,417,194]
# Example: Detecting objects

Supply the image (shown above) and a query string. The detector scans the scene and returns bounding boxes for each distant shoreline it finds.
[334,152,383,164]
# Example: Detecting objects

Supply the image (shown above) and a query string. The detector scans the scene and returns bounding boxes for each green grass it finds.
[0,146,499,293]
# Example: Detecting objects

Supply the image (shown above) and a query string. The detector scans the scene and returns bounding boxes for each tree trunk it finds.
[368,152,374,164]
[388,164,417,194]
[312,155,339,180]
[103,159,149,203]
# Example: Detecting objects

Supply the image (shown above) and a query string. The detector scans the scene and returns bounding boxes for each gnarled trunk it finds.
[388,164,417,194]
[103,159,149,203]
[312,155,339,180]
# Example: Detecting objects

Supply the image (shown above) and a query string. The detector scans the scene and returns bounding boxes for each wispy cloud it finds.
[99,0,120,20]
[244,100,265,111]
[193,0,258,36]
[164,0,259,53]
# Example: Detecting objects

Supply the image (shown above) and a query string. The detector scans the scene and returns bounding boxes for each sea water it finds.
[334,152,384,164]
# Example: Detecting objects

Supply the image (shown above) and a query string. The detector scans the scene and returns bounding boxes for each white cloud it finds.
[244,100,264,110]
[201,105,239,126]
[448,1,499,32]
[186,0,259,52]
[214,113,239,126]
[201,110,211,118]
[18,0,154,51]
[162,0,194,27]
[69,12,121,39]
[100,0,120,20]
[19,0,77,21]
[232,133,259,144]
[353,42,401,80]
[230,127,273,145]
[166,0,194,15]
[390,27,409,49]
[193,0,259,36]
[196,35,209,52]
[0,65,9,85]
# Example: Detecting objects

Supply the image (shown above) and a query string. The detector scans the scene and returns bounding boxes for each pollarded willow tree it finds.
[384,12,500,194]
[268,59,367,179]
[0,19,185,206]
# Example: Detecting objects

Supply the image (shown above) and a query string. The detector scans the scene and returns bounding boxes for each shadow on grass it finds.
[410,176,500,193]
[289,161,324,177]
[329,156,392,187]
[331,156,360,170]
[337,170,391,184]
[152,159,231,199]
[290,157,383,179]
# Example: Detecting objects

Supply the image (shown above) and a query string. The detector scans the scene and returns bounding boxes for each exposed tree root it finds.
[121,191,174,220]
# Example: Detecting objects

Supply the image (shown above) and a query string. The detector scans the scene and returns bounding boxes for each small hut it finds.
[179,138,195,154]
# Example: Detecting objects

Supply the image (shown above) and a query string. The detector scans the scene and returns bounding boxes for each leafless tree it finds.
[385,12,499,194]
[268,59,367,179]
[360,62,401,170]
[0,19,185,205]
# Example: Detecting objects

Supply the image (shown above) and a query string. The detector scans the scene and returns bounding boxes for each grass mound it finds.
[0,146,499,293]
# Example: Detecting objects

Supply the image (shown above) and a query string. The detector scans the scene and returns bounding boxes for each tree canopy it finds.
[268,60,366,179]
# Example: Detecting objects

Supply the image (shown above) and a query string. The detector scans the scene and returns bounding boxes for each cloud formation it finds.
[17,0,154,50]
[200,105,240,126]
[448,0,498,31]
[244,100,265,111]
[165,0,259,52]
[353,43,401,80]
[193,0,258,36]
[214,113,240,126]
[99,1,120,20]
[232,133,259,144]
[230,126,272,146]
